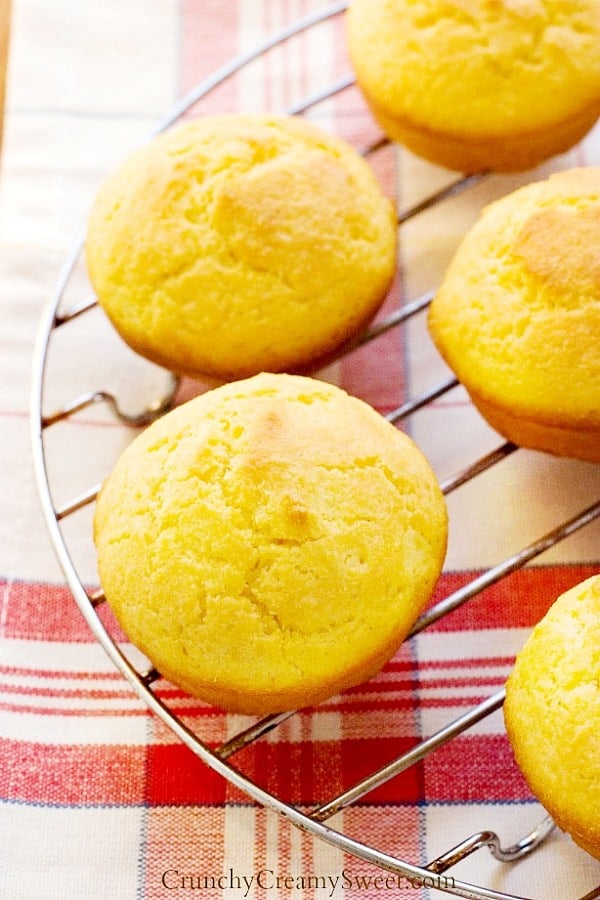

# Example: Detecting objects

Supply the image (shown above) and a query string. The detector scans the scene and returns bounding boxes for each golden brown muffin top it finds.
[504,575,600,858]
[347,0,600,139]
[428,168,600,430]
[86,114,396,381]
[94,373,448,714]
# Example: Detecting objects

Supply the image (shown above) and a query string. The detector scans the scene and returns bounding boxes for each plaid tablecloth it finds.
[1,2,600,899]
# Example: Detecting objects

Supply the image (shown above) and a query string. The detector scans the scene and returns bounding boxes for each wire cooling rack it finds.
[30,4,600,899]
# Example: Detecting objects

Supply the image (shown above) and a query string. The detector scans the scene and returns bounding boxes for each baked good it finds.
[85,113,397,382]
[504,575,600,859]
[346,0,600,173]
[93,372,448,716]
[427,167,600,462]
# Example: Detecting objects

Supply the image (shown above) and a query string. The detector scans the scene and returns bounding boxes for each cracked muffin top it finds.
[93,373,448,715]
[85,113,397,382]
[347,0,600,172]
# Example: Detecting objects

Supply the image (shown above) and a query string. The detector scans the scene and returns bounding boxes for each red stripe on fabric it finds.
[0,682,140,699]
[383,655,514,672]
[232,738,324,806]
[147,738,372,808]
[321,694,496,715]
[254,806,269,900]
[0,701,148,717]
[417,676,507,689]
[0,733,529,809]
[417,694,500,709]
[0,580,125,643]
[0,739,146,805]
[0,680,217,708]
[339,269,406,414]
[406,656,515,670]
[342,806,422,889]
[337,138,404,414]
[180,0,239,114]
[116,688,502,723]
[0,657,510,685]
[341,738,422,805]
[0,665,125,679]
[424,734,531,802]
[344,674,507,694]
[143,807,228,900]
[330,10,405,416]
[427,565,599,632]
[0,693,498,722]
[264,4,285,112]
[146,744,228,806]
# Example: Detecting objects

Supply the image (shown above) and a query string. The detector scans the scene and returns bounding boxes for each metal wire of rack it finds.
[29,4,600,899]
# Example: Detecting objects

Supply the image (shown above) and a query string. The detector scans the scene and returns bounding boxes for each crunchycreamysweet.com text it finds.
[160,867,455,895]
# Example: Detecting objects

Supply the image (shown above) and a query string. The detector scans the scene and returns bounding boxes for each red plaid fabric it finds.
[1,2,599,899]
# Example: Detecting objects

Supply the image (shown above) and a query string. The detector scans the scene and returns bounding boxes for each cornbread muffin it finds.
[346,0,600,173]
[428,168,600,462]
[93,373,448,716]
[85,114,397,382]
[504,575,600,859]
